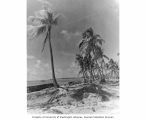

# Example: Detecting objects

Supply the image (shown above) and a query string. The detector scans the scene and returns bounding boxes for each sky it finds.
[27,0,119,81]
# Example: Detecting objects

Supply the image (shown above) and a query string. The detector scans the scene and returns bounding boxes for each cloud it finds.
[60,30,71,40]
[61,51,74,57]
[55,68,63,76]
[35,60,41,68]
[27,55,80,79]
[61,30,67,34]
[70,62,80,71]
[27,55,35,59]
[60,30,81,41]
[74,31,81,36]
[44,63,50,68]
[61,30,81,37]
[37,0,53,8]
[27,56,52,80]
[66,61,80,77]
[27,56,64,80]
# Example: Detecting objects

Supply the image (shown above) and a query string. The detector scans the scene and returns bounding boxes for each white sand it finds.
[27,82,119,114]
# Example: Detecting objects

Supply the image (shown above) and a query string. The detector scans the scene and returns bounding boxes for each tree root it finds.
[47,87,69,104]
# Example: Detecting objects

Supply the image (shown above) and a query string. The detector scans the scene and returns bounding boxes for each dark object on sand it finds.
[100,78,106,84]
[27,83,54,93]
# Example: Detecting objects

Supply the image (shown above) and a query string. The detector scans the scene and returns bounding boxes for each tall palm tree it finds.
[27,6,59,88]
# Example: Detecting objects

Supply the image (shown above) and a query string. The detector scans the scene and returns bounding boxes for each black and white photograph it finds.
[27,0,119,114]
[2,0,146,120]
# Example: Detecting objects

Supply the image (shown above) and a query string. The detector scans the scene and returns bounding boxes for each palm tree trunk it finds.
[48,27,59,88]
[92,69,96,81]
[83,71,86,83]
[89,68,94,83]
[84,71,88,83]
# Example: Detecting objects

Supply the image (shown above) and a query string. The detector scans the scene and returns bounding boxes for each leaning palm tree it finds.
[27,4,59,88]
[78,27,108,83]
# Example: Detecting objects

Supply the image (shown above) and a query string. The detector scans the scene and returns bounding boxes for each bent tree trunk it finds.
[48,27,59,88]
[100,69,106,83]
[99,62,106,83]
[83,71,88,83]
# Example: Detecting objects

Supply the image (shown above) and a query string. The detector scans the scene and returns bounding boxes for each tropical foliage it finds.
[105,59,119,80]
[76,27,119,83]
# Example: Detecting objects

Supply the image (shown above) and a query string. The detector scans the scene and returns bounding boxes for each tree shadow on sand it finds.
[70,84,113,102]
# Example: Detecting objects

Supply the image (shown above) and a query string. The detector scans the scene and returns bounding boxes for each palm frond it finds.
[92,34,105,46]
[27,25,47,40]
[79,40,89,53]
[94,34,101,38]
[35,25,47,37]
[103,54,109,60]
[27,25,34,32]
[35,10,48,19]
[78,40,84,49]
[98,40,102,46]
[82,32,86,39]
[28,16,43,26]
[27,25,38,40]
[52,14,60,25]
[34,10,60,26]
[82,27,94,39]
[86,27,94,36]
[95,45,102,54]
[97,38,105,46]
[79,70,83,75]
